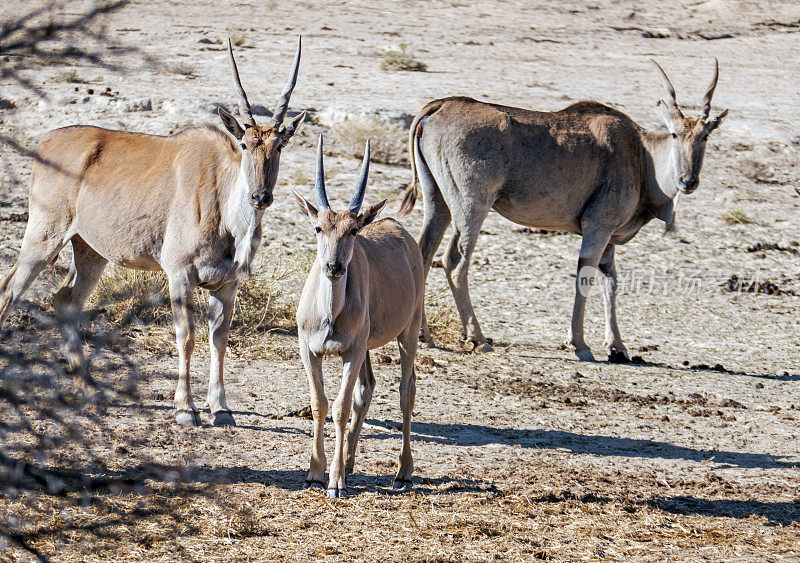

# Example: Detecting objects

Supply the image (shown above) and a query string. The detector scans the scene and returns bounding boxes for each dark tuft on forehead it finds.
[318,209,358,234]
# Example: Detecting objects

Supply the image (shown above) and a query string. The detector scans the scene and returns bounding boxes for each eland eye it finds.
[671,133,678,139]
[315,227,322,234]
[240,143,247,150]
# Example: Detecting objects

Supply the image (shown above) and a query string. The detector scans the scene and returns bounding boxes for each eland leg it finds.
[168,272,199,426]
[327,345,365,498]
[567,229,613,362]
[443,203,493,353]
[0,218,69,328]
[207,281,238,426]
[344,353,375,476]
[299,339,327,490]
[52,236,107,372]
[415,141,451,348]
[598,244,629,361]
[393,316,420,490]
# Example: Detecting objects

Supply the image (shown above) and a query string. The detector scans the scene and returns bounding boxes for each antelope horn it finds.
[315,134,330,210]
[227,39,255,127]
[348,140,370,213]
[270,36,301,127]
[651,58,684,118]
[701,58,719,120]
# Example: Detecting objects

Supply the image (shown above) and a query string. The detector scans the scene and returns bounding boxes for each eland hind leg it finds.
[442,201,493,353]
[414,137,451,347]
[52,236,107,372]
[0,212,72,328]
[393,311,421,489]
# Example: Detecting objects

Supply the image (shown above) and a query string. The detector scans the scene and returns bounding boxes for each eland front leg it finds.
[299,340,327,490]
[207,281,238,426]
[567,228,613,362]
[345,353,375,476]
[168,273,200,426]
[598,244,630,361]
[327,346,366,498]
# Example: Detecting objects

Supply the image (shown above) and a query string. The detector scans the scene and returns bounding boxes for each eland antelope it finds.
[0,39,305,426]
[294,135,424,497]
[399,59,727,361]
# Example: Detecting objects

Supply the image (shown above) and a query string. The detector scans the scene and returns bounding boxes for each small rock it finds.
[755,382,764,389]
[0,98,16,110]
[376,354,393,364]
[661,415,670,422]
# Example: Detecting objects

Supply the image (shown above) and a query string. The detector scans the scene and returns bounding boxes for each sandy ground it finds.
[1,0,799,560]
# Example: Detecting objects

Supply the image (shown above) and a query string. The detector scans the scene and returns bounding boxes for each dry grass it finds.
[2,470,797,561]
[380,43,428,72]
[720,208,754,225]
[55,69,90,83]
[226,28,248,47]
[166,61,197,78]
[329,118,407,165]
[424,286,464,350]
[85,250,312,353]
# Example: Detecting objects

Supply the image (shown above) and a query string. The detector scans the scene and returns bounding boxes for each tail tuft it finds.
[397,182,417,215]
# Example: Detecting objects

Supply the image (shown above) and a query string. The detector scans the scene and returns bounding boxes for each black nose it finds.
[679,177,698,193]
[326,262,344,278]
[251,193,272,209]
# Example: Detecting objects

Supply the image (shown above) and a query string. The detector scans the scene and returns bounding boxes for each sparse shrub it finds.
[380,43,427,72]
[166,61,197,78]
[330,118,406,165]
[55,69,89,83]
[227,28,248,47]
[720,208,754,225]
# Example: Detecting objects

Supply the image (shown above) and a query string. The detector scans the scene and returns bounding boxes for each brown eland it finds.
[295,135,424,497]
[0,38,306,426]
[399,59,727,361]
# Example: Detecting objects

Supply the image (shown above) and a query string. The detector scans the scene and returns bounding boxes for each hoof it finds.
[327,488,347,499]
[607,349,631,364]
[211,410,236,427]
[472,342,495,354]
[575,348,596,362]
[392,479,413,491]
[175,410,201,426]
[302,480,325,490]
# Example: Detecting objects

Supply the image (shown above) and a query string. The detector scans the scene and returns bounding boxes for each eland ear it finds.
[281,111,306,140]
[706,108,728,133]
[657,100,682,134]
[293,189,318,221]
[358,199,387,228]
[218,107,245,140]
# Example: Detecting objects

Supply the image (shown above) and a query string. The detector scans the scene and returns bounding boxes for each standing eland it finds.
[399,59,727,361]
[0,38,306,426]
[295,135,424,497]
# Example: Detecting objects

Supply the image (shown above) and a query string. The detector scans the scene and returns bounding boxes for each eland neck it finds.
[223,156,264,271]
[641,129,680,204]
[315,265,348,325]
